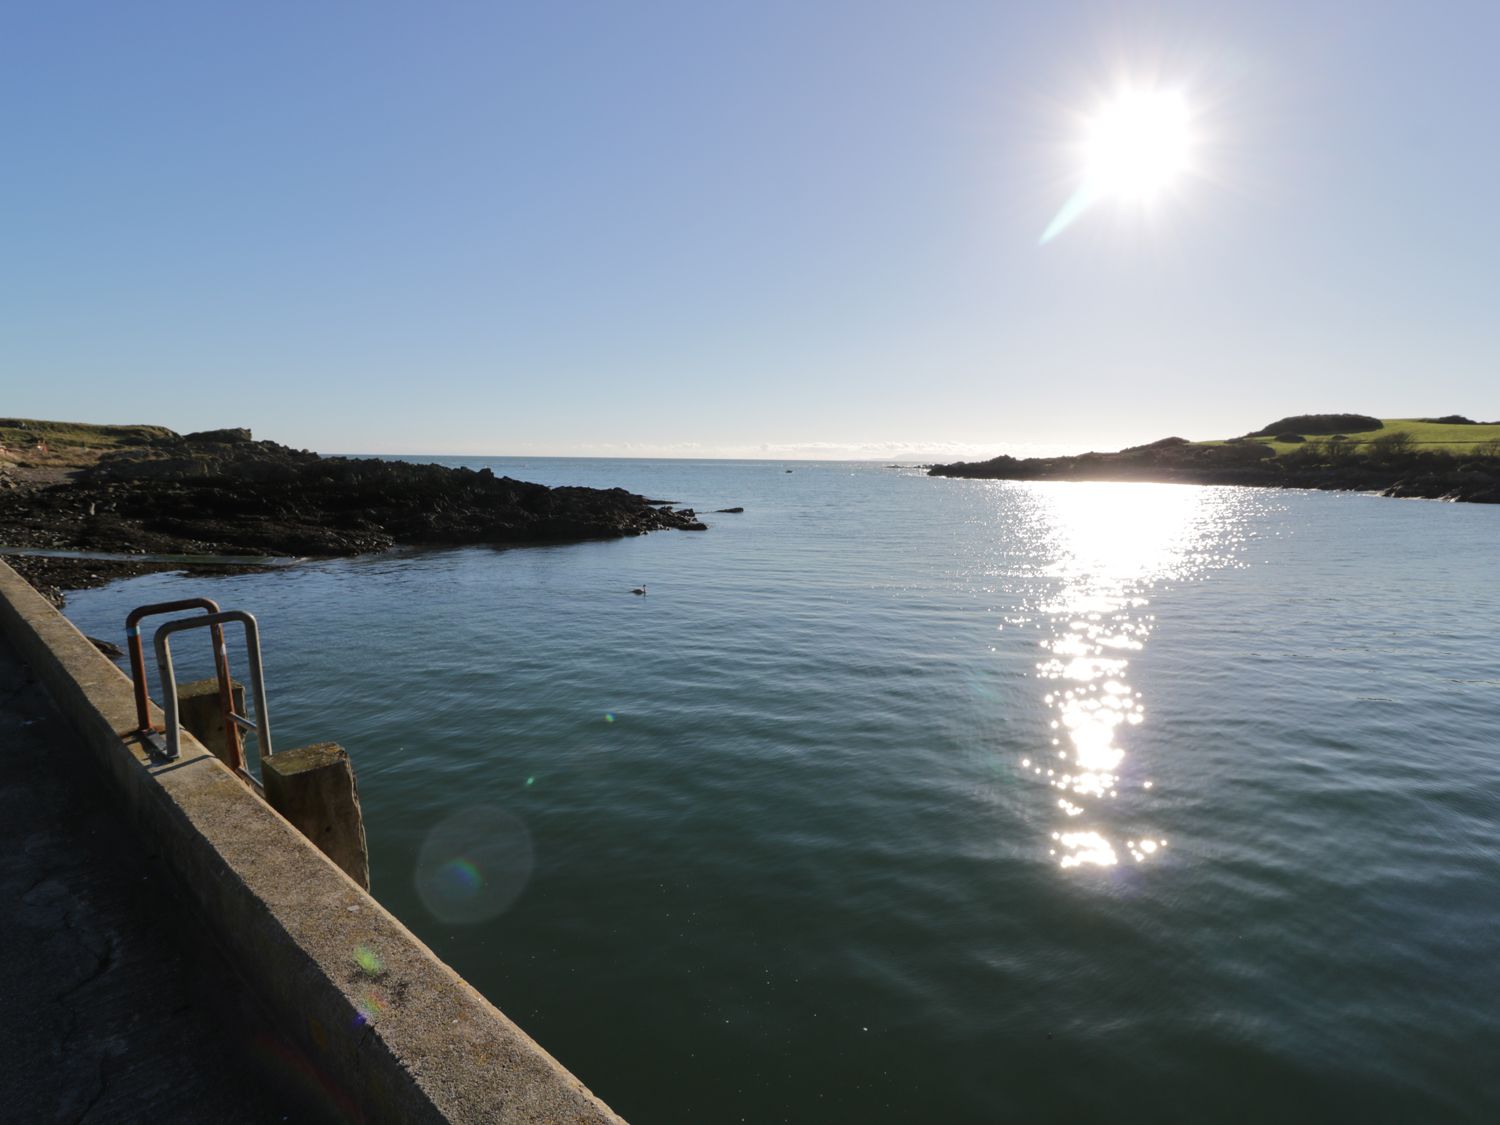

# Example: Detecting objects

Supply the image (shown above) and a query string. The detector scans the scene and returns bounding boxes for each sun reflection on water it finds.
[1008,482,1245,872]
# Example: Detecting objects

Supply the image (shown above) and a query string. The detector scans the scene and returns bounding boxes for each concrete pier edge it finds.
[0,561,624,1125]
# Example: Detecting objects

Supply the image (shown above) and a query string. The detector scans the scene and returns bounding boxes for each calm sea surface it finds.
[62,460,1500,1122]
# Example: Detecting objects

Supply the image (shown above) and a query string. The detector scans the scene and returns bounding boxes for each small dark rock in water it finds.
[87,636,124,658]
[714,507,745,513]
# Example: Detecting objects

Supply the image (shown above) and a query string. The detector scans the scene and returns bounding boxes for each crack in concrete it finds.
[68,1057,109,1125]
[58,930,117,1007]
[52,896,121,1112]
[16,873,50,900]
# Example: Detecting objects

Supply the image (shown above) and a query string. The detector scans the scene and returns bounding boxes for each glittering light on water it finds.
[1126,838,1168,863]
[1008,483,1247,873]
[1054,830,1118,869]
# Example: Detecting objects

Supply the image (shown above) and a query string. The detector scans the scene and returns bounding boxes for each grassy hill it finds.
[0,417,178,451]
[930,411,1500,503]
[1200,417,1500,456]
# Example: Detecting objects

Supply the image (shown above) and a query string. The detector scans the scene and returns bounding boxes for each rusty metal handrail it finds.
[125,598,242,769]
[152,610,273,763]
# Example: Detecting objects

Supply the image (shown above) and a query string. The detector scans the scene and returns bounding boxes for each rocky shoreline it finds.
[929,435,1500,503]
[0,427,707,605]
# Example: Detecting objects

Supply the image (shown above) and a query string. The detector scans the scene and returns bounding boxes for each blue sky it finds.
[3,1,1496,458]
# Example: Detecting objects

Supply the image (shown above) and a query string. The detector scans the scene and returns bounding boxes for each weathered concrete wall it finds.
[0,560,625,1125]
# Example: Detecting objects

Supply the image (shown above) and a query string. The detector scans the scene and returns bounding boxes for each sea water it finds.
[61,460,1500,1121]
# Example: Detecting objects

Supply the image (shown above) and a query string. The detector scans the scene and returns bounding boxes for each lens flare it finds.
[415,805,534,924]
[353,988,388,1027]
[435,858,484,896]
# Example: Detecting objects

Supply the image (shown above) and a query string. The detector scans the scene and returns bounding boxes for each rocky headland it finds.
[0,423,706,604]
[929,415,1500,504]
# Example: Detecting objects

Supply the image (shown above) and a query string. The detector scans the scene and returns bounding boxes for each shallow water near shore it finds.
[62,459,1500,1122]
[0,545,303,565]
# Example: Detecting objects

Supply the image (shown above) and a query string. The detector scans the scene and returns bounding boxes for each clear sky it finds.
[3,1,1496,458]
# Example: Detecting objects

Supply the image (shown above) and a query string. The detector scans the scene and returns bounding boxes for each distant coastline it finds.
[929,415,1500,505]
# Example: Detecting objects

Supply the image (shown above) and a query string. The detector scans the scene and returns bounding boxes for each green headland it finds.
[929,414,1500,503]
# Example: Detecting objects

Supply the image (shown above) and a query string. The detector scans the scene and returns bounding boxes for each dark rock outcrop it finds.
[0,431,708,591]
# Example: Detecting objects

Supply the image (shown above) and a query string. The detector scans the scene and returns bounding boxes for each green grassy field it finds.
[0,417,177,451]
[1202,418,1500,456]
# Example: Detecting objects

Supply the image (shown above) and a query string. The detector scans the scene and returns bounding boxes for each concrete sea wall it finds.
[0,560,624,1124]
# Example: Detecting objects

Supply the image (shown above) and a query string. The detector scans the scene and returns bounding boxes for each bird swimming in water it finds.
[630,584,647,595]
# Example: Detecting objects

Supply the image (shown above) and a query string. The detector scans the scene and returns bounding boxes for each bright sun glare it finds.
[1041,86,1195,244]
[1084,89,1190,200]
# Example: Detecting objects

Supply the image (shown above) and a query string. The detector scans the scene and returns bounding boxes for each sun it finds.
[1040,85,1196,244]
[1083,89,1190,201]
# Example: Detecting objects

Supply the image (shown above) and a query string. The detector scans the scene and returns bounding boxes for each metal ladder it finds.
[125,599,273,767]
